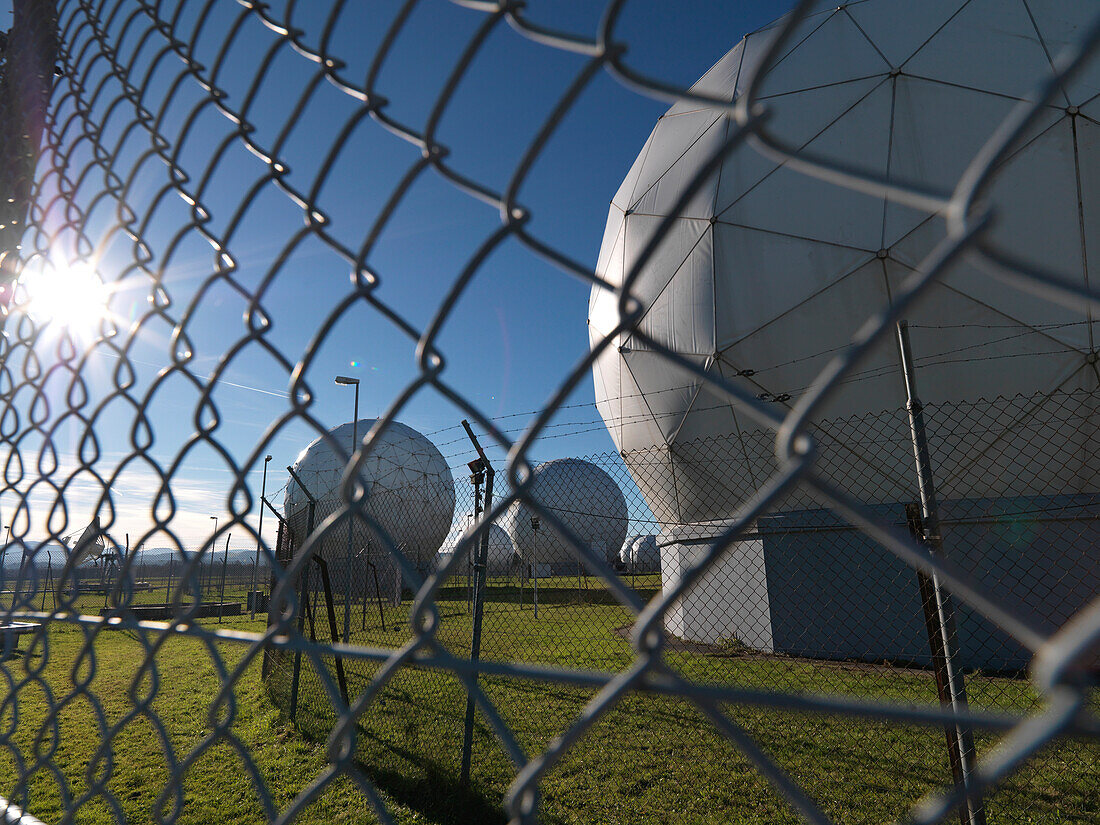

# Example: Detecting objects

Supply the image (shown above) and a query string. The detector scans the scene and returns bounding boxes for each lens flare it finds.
[18,261,110,335]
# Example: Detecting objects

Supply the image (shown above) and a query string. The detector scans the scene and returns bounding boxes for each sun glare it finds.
[18,261,111,335]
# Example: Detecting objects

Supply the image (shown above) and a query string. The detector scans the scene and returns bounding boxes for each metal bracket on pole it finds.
[897,321,985,825]
[459,420,494,787]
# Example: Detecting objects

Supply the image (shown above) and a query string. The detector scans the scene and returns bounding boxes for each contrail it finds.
[93,350,290,398]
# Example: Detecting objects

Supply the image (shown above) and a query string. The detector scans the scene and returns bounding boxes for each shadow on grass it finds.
[357,757,507,825]
[283,683,509,825]
[355,735,570,825]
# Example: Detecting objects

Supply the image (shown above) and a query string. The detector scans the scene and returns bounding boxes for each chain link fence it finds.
[0,1,1098,824]
[265,388,1099,824]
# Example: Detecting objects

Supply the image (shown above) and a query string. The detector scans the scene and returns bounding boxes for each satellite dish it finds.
[61,516,108,565]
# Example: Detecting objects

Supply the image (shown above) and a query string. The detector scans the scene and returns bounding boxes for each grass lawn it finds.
[0,577,1096,824]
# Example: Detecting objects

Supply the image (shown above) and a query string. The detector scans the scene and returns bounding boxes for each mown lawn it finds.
[0,588,1096,824]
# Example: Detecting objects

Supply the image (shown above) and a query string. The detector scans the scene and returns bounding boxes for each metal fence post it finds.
[218,534,230,622]
[460,420,494,787]
[261,505,288,681]
[165,557,173,608]
[897,321,985,825]
[289,498,314,724]
[251,455,271,620]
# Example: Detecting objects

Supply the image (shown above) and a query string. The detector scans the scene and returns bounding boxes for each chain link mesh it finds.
[0,1,1097,824]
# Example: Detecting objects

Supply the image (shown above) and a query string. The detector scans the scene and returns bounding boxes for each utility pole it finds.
[0,1,58,317]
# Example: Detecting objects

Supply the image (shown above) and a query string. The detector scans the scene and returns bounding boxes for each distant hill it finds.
[2,543,265,567]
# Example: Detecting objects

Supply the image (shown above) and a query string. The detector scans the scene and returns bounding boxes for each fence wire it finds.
[0,1,1098,824]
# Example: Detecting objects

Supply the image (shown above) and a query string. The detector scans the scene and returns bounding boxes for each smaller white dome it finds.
[619,535,644,566]
[502,458,628,573]
[440,523,517,577]
[624,535,659,572]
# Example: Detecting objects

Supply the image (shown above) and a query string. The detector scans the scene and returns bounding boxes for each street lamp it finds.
[250,454,273,619]
[207,515,218,599]
[335,375,360,642]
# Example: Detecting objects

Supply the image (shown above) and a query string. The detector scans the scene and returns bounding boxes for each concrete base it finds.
[0,621,41,655]
[659,522,774,652]
[656,497,1100,673]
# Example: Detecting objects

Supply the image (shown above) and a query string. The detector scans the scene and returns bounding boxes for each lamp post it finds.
[250,454,272,619]
[335,375,359,642]
[207,515,218,599]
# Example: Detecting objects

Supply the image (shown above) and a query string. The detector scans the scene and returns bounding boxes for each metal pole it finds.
[1,525,8,587]
[897,321,985,825]
[336,376,359,642]
[251,455,272,619]
[310,553,350,707]
[40,551,49,612]
[459,420,494,787]
[165,557,173,608]
[531,518,540,620]
[219,534,230,622]
[289,496,316,724]
[207,516,218,600]
[349,385,357,640]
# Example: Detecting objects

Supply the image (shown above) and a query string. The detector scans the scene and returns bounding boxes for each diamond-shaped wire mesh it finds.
[0,1,1098,824]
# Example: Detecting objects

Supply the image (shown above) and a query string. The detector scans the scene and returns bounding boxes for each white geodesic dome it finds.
[502,458,628,572]
[284,419,455,578]
[589,0,1100,525]
[621,534,659,572]
[438,523,517,577]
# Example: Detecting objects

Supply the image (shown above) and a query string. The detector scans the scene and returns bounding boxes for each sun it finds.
[17,259,111,336]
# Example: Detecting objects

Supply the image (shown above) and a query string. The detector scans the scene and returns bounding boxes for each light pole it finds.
[250,454,272,619]
[335,375,359,642]
[207,515,218,600]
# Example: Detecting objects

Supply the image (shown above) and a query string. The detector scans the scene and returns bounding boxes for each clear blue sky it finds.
[1,1,788,550]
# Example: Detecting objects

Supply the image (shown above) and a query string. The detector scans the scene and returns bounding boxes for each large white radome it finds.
[285,419,455,581]
[502,458,628,572]
[590,0,1100,525]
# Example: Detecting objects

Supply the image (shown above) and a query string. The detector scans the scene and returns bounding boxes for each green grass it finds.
[0,580,1097,824]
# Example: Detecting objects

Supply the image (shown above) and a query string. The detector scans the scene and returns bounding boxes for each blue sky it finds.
[1,1,787,551]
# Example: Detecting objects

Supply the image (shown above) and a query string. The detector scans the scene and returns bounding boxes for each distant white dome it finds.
[285,419,455,577]
[440,523,517,577]
[623,535,659,572]
[619,534,643,566]
[502,458,628,572]
[590,0,1100,525]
